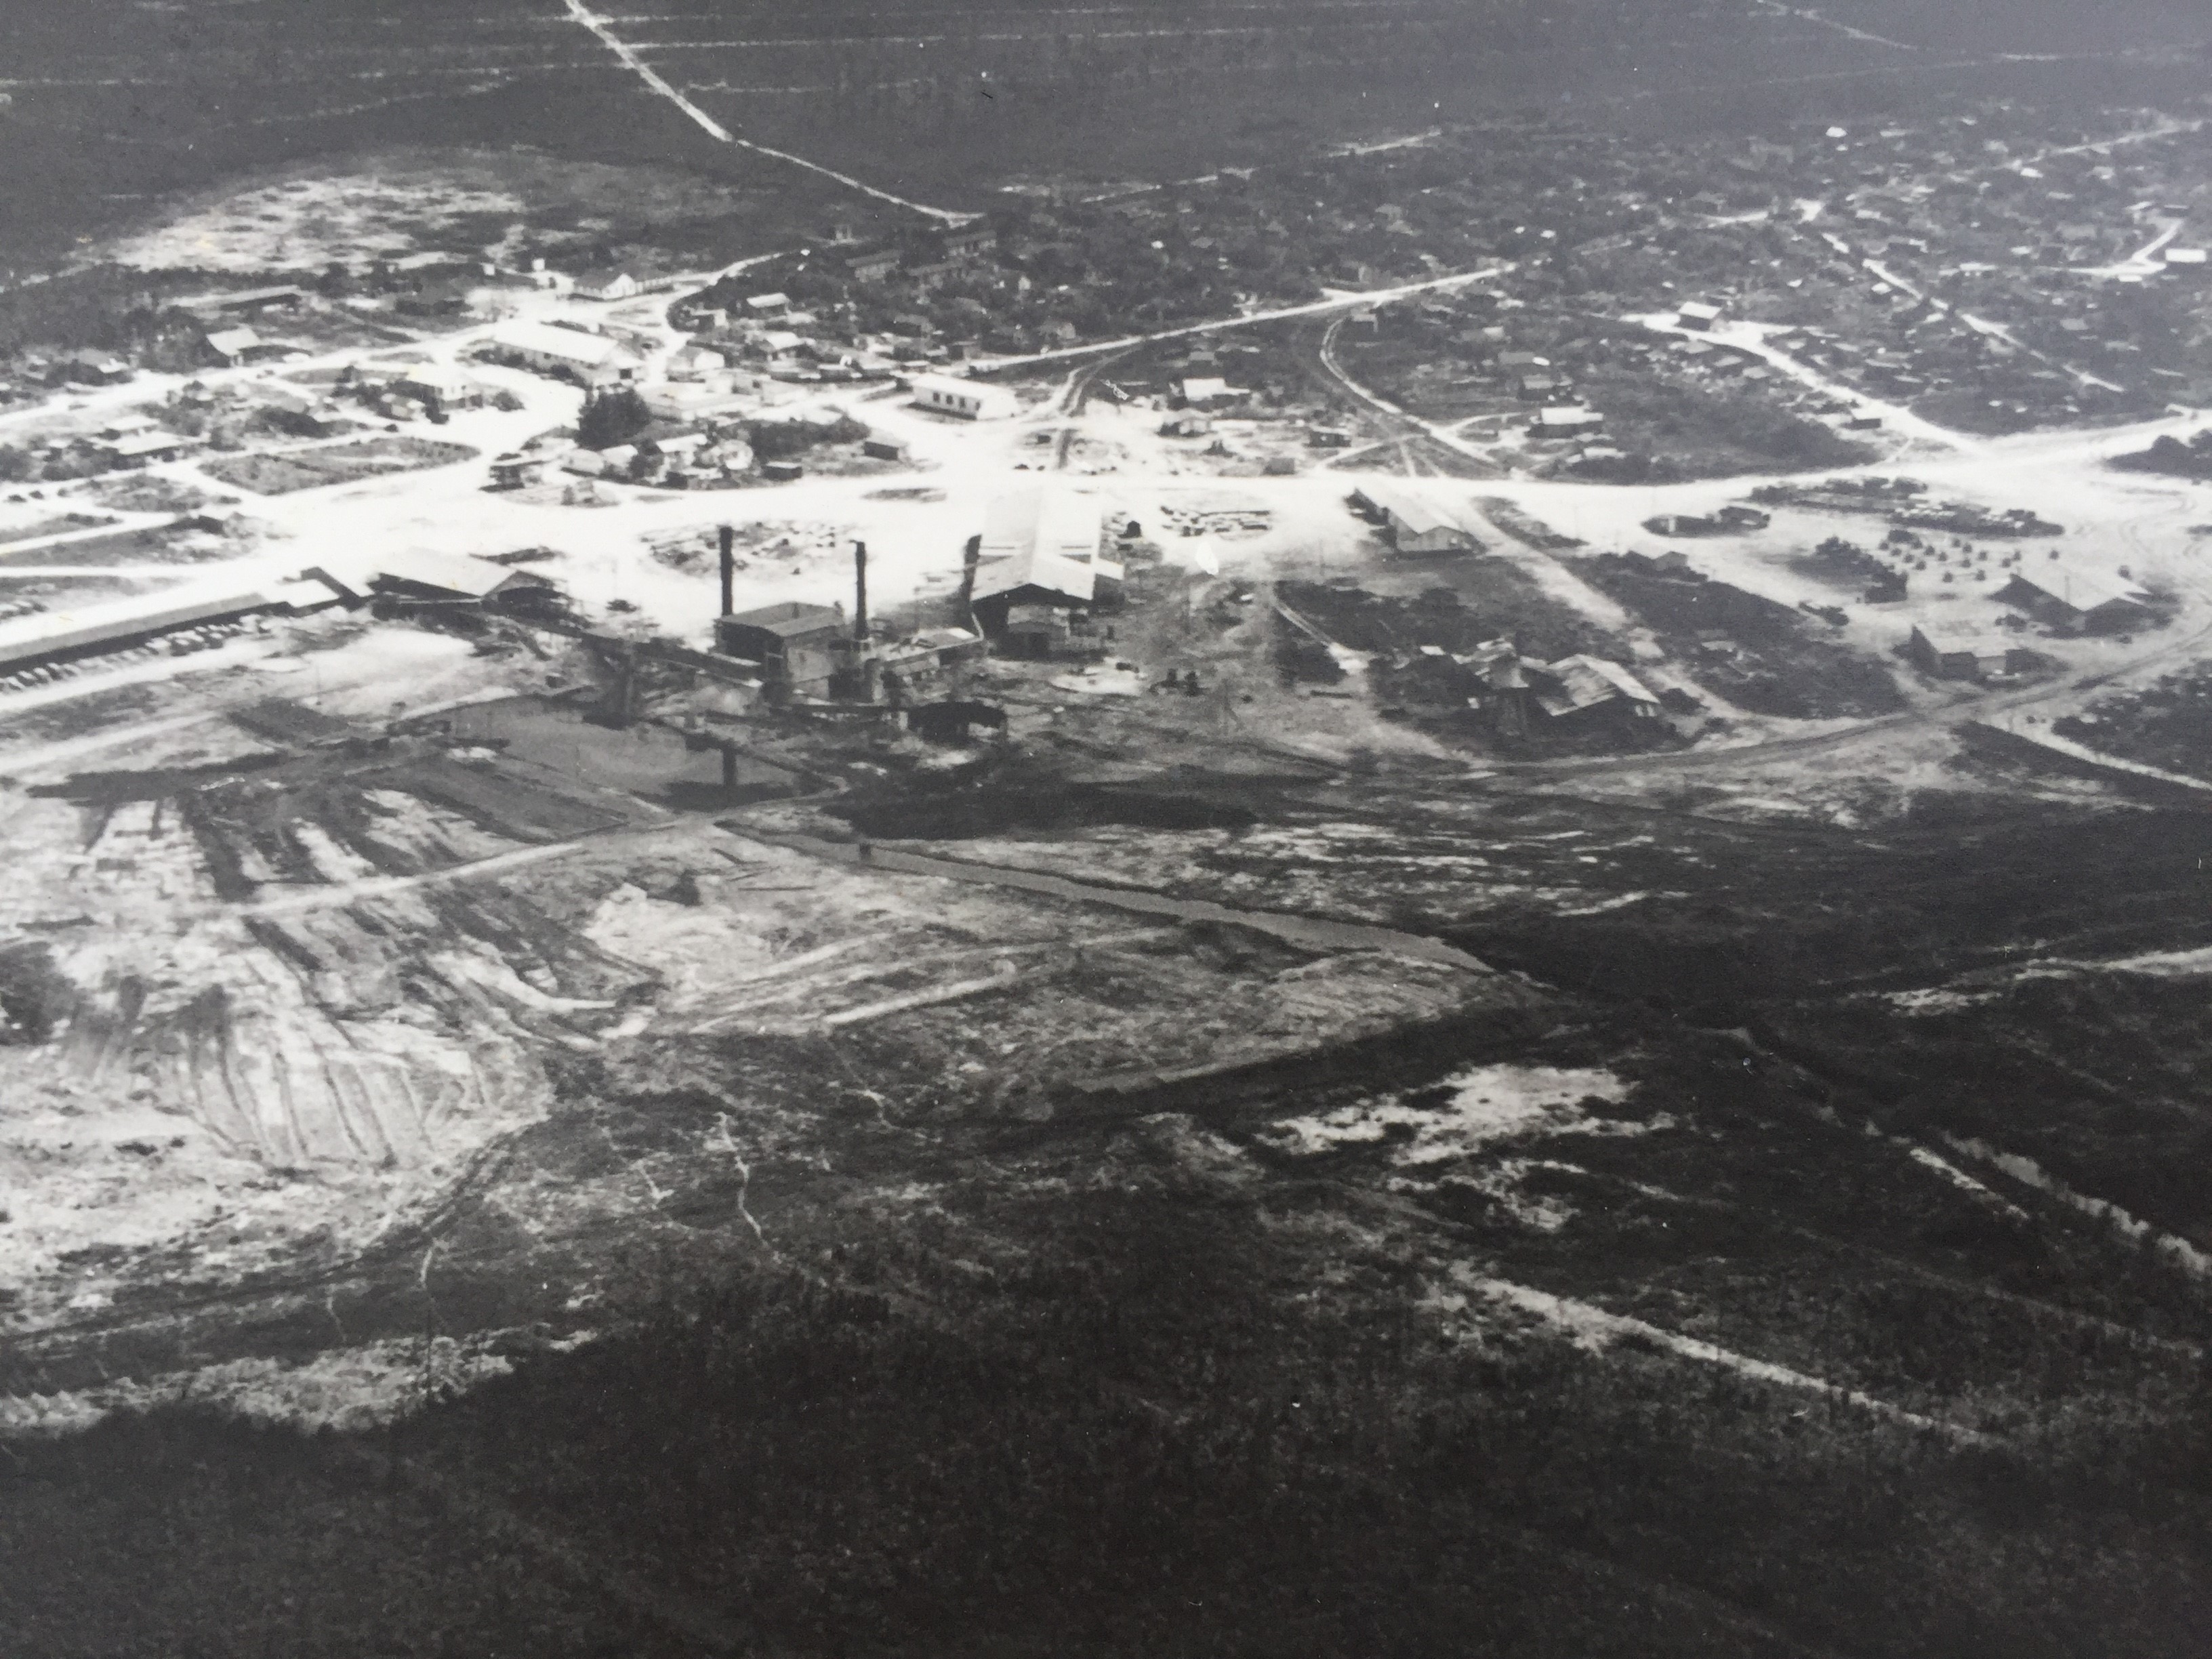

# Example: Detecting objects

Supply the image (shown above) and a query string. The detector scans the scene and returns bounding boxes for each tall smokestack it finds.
[718,523,735,617]
[853,538,869,642]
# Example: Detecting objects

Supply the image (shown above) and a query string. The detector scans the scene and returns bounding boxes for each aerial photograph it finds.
[3,0,2212,1652]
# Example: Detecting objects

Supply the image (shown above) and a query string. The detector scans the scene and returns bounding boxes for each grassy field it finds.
[201,436,475,495]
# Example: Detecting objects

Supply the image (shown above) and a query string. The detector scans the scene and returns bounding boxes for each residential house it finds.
[62,350,133,386]
[203,327,270,367]
[909,374,1019,420]
[393,361,485,415]
[574,269,642,302]
[100,430,199,468]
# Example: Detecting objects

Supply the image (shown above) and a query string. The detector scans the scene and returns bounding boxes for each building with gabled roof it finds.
[970,487,1121,636]
[1908,619,2016,680]
[574,269,641,301]
[1348,484,1482,556]
[366,549,562,611]
[203,326,269,367]
[1998,567,2153,634]
[482,321,641,388]
[1528,655,1661,720]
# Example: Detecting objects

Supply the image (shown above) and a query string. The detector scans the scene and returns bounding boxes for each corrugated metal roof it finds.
[1532,655,1660,716]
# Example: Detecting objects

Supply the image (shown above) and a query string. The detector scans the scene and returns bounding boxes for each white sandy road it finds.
[559,0,979,226]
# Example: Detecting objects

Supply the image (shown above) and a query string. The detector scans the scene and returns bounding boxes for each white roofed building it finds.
[480,321,641,388]
[970,487,1121,636]
[910,373,1019,420]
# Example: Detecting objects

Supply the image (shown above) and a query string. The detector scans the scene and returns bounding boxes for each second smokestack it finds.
[718,523,735,617]
[853,538,869,643]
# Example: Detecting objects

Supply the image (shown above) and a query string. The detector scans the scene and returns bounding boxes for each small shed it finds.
[714,600,848,698]
[1908,620,2012,680]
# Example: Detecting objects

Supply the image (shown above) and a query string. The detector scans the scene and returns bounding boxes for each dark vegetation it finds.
[16,773,2212,1656]
[2110,430,2212,480]
[2054,667,2212,781]
[576,386,653,453]
[1581,555,1904,718]
[834,752,1261,840]
[8,1128,2212,1659]
[1279,574,1614,668]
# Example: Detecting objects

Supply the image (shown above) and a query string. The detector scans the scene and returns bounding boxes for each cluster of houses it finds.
[832,220,1000,292]
[18,412,205,476]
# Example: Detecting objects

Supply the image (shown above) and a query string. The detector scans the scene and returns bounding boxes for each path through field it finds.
[559,0,979,225]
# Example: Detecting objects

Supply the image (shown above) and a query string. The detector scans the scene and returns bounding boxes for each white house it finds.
[667,344,728,380]
[909,373,1019,420]
[573,269,642,302]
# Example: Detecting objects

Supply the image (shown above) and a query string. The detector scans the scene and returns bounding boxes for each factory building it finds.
[714,601,851,701]
[968,487,1121,640]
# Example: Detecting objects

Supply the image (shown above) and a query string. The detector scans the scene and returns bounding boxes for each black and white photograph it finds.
[3,1,2212,1653]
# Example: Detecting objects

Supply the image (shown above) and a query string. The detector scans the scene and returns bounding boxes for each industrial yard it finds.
[7,3,2212,1654]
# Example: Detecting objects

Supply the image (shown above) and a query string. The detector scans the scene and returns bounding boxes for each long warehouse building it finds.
[0,575,349,676]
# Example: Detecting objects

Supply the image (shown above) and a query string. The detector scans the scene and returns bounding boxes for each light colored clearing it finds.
[1900,1143,2030,1221]
[2022,944,2212,981]
[1402,1158,1582,1231]
[1263,1063,1633,1164]
[1456,1271,1990,1444]
[107,174,523,272]
[1941,1134,2212,1281]
[0,1333,552,1438]
[1879,986,2001,1012]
